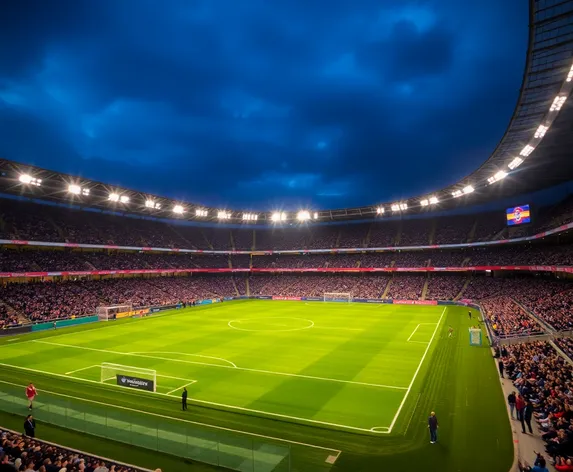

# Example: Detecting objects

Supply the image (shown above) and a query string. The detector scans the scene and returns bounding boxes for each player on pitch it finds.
[26,383,37,410]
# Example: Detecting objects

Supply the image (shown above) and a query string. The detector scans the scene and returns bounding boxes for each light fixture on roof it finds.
[567,64,573,82]
[242,213,258,221]
[487,170,507,185]
[173,205,185,214]
[119,195,129,204]
[145,199,161,209]
[68,184,88,196]
[195,208,208,217]
[19,174,42,187]
[271,212,287,222]
[217,210,231,219]
[420,199,429,207]
[508,157,523,170]
[550,95,567,112]
[534,125,548,139]
[520,145,534,157]
[313,212,318,220]
[462,185,474,195]
[108,193,120,202]
[452,190,463,198]
[376,207,384,214]
[297,210,310,221]
[429,196,439,205]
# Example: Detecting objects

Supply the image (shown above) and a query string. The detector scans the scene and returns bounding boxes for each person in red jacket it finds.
[515,394,526,423]
[26,383,37,410]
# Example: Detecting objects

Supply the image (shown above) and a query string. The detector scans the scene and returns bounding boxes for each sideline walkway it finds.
[497,362,556,471]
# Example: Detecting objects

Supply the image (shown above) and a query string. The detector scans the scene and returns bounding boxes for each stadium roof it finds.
[1,0,572,223]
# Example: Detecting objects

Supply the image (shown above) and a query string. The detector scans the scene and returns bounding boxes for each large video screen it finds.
[506,204,531,226]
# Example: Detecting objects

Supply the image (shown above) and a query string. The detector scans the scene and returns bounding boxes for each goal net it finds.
[96,304,133,321]
[323,292,352,302]
[101,363,156,392]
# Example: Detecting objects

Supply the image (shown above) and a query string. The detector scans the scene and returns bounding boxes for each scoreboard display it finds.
[506,204,531,226]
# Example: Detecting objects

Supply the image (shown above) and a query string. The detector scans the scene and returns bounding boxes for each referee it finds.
[182,387,188,411]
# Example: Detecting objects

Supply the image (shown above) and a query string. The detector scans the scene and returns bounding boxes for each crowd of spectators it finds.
[425,275,467,301]
[501,341,573,467]
[482,296,544,337]
[0,427,145,472]
[386,274,426,300]
[1,196,572,251]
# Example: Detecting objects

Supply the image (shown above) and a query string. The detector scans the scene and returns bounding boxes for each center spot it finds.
[228,317,314,332]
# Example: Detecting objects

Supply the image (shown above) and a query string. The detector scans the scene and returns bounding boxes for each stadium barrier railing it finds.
[0,381,338,472]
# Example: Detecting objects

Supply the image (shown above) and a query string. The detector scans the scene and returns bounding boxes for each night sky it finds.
[0,0,527,211]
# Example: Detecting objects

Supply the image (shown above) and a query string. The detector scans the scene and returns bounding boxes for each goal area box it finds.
[97,304,133,321]
[101,363,156,392]
[323,292,352,302]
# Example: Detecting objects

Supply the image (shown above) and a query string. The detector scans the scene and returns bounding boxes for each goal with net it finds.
[96,304,133,321]
[101,363,157,392]
[323,292,353,302]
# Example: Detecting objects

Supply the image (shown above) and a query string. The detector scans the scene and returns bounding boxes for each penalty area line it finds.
[166,380,197,395]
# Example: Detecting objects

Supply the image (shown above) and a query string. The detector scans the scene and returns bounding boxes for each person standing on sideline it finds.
[498,359,505,378]
[428,411,439,444]
[468,310,472,320]
[26,383,37,410]
[24,415,35,437]
[508,391,517,419]
[516,394,526,424]
[448,326,454,338]
[182,387,188,411]
[522,400,534,434]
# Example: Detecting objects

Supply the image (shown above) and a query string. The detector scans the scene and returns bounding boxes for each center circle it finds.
[228,317,314,332]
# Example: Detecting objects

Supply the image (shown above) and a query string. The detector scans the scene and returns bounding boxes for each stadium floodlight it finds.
[271,212,287,222]
[550,95,567,112]
[463,185,474,194]
[297,210,310,221]
[145,199,161,209]
[429,196,439,205]
[391,203,400,212]
[313,212,318,220]
[567,64,573,82]
[119,195,129,204]
[452,190,463,198]
[508,157,523,170]
[520,145,534,157]
[19,174,42,187]
[376,207,384,214]
[420,199,429,207]
[195,208,208,217]
[400,203,408,211]
[217,210,231,219]
[242,213,258,221]
[487,170,507,185]
[173,205,185,214]
[68,184,81,195]
[534,125,548,139]
[108,193,120,202]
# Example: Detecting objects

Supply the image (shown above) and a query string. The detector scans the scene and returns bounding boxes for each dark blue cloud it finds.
[0,0,527,210]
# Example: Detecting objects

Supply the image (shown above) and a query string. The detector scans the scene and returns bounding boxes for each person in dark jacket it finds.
[508,391,517,419]
[428,411,438,444]
[522,400,534,434]
[498,359,505,378]
[182,387,188,411]
[24,415,35,437]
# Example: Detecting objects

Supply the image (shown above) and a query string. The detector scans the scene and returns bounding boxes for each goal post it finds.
[96,304,133,321]
[323,292,352,302]
[101,363,157,392]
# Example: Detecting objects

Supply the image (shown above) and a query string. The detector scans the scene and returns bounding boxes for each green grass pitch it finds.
[0,300,513,472]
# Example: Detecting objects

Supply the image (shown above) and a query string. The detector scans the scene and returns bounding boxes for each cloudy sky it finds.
[0,0,527,210]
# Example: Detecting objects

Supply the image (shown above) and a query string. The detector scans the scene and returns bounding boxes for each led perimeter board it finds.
[506,204,531,226]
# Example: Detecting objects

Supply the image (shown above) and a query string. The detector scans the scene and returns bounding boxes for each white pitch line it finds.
[407,324,421,342]
[7,338,20,342]
[30,340,407,391]
[387,307,447,434]
[65,365,99,375]
[129,351,237,369]
[312,326,363,332]
[409,341,430,345]
[0,378,342,454]
[166,380,197,395]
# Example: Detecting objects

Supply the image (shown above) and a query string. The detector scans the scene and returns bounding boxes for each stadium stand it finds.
[0,427,146,472]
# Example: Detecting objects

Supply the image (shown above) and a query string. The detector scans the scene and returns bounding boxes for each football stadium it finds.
[1,1,573,472]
